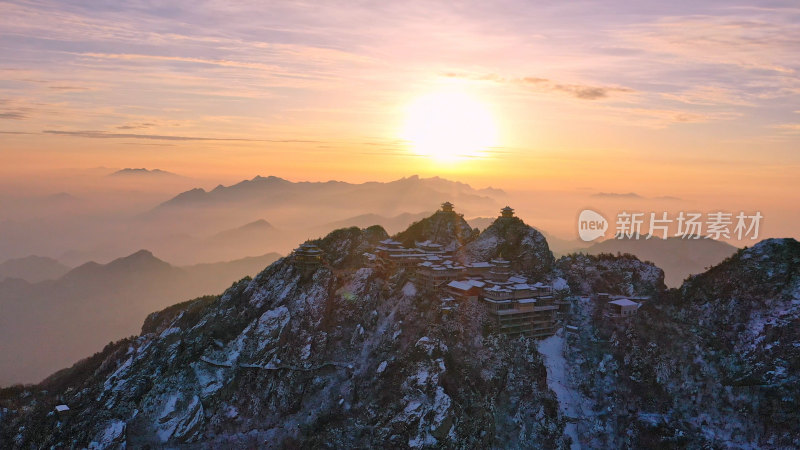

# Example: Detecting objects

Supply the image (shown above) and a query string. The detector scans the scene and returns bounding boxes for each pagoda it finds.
[441,201,455,213]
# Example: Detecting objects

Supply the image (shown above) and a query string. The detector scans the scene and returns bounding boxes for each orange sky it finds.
[1,1,799,240]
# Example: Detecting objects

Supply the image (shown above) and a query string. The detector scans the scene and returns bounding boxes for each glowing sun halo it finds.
[403,91,497,162]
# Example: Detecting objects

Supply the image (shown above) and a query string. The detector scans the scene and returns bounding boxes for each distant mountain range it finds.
[154,175,503,219]
[0,250,280,386]
[316,211,432,236]
[0,174,506,266]
[206,219,276,250]
[109,168,181,177]
[157,170,507,261]
[139,212,434,265]
[0,255,71,283]
[583,235,739,287]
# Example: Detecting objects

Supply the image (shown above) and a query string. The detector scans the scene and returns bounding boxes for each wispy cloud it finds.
[772,123,800,134]
[592,192,681,201]
[592,192,642,199]
[661,86,754,106]
[589,105,741,128]
[616,15,800,75]
[0,112,29,120]
[116,122,157,130]
[443,72,633,100]
[0,98,34,120]
[42,130,318,142]
[77,52,285,72]
[48,85,93,92]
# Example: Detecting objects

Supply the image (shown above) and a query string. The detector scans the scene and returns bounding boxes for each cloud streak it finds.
[444,72,634,100]
[592,192,642,198]
[592,192,682,201]
[773,123,800,133]
[0,112,29,120]
[116,122,157,130]
[42,130,319,143]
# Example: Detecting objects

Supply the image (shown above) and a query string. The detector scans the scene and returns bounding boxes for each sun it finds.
[402,90,498,162]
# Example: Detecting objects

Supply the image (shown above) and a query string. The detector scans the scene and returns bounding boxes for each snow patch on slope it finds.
[538,330,588,449]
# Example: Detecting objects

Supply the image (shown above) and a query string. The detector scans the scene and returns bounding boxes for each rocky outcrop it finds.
[393,210,478,251]
[563,238,799,448]
[460,217,555,279]
[555,252,665,296]
[312,225,388,269]
[675,238,800,392]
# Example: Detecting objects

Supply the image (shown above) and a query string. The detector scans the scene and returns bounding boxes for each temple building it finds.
[375,239,426,270]
[466,261,494,278]
[481,278,558,337]
[366,203,560,339]
[416,259,466,292]
[441,201,455,213]
[293,242,323,274]
[606,298,640,318]
[446,279,485,302]
[488,258,511,280]
[54,404,71,419]
[375,239,411,259]
[415,240,446,254]
[435,273,559,338]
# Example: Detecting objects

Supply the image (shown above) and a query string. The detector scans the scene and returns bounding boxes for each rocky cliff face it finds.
[0,225,567,449]
[313,225,389,269]
[555,252,665,296]
[561,239,799,448]
[394,211,479,251]
[460,216,554,279]
[678,238,799,359]
[583,235,738,287]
